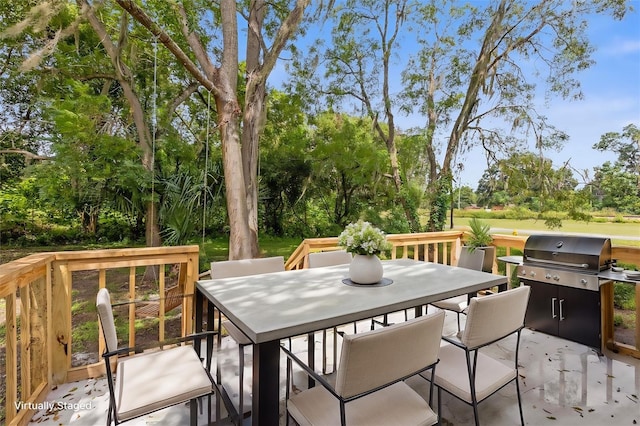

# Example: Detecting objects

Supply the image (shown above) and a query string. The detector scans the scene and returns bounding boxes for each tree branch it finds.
[0,149,51,161]
[113,0,221,97]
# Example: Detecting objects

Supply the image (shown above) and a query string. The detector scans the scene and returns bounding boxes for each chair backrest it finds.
[211,256,285,279]
[457,247,485,271]
[308,250,352,268]
[334,310,445,399]
[461,285,531,349]
[96,288,118,353]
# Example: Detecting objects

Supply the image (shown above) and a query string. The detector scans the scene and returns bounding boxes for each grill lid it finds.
[523,235,612,272]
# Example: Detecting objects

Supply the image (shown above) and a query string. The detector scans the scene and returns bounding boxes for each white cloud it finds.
[603,39,640,55]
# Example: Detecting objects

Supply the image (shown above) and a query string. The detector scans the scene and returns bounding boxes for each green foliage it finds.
[0,312,5,345]
[591,162,640,214]
[614,283,636,311]
[363,206,410,235]
[466,217,492,248]
[158,170,221,246]
[307,113,393,227]
[453,185,477,209]
[260,91,313,236]
[593,124,639,175]
[426,175,451,232]
[613,314,624,327]
[71,320,99,353]
[32,80,146,236]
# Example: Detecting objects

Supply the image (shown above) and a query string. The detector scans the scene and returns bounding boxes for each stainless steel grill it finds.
[519,235,612,292]
[518,235,612,351]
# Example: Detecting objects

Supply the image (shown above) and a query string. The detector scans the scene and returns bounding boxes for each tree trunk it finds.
[241,0,267,258]
[219,109,254,259]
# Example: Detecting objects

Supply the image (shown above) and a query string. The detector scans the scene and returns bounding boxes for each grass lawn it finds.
[198,235,302,269]
[451,217,640,246]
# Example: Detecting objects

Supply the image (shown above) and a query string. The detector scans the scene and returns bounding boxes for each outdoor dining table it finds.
[195,258,508,426]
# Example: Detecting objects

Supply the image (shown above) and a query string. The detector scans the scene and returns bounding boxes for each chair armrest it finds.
[103,330,217,360]
[281,343,340,399]
[442,334,466,349]
[199,270,212,279]
[442,325,525,351]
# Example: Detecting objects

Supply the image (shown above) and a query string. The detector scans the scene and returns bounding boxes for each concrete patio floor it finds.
[28,308,640,425]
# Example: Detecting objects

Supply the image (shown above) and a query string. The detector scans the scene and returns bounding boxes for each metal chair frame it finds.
[97,289,222,426]
[435,327,525,426]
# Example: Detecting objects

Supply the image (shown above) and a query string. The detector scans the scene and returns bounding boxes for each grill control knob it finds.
[545,274,552,279]
[529,271,536,277]
[580,279,588,285]
[553,275,560,281]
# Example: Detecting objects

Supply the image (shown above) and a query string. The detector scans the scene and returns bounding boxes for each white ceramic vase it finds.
[349,254,384,284]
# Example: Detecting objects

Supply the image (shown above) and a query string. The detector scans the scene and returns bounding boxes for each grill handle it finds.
[551,297,557,319]
[526,256,589,269]
[559,299,565,321]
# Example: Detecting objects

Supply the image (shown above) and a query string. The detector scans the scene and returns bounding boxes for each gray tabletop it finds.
[197,259,507,344]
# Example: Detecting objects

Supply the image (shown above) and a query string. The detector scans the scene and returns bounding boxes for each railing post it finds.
[601,281,615,351]
[302,241,310,269]
[452,236,462,266]
[29,276,48,392]
[636,284,640,352]
[20,285,31,396]
[5,293,18,422]
[50,261,71,385]
[183,252,197,336]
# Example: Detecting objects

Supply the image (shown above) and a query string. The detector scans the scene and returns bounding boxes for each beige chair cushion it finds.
[288,381,438,426]
[434,341,516,403]
[431,294,467,313]
[308,251,352,268]
[96,288,118,353]
[210,256,285,279]
[115,345,213,421]
[461,285,530,349]
[335,311,444,398]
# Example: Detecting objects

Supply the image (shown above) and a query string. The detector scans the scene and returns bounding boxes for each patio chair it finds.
[96,288,218,426]
[308,250,352,268]
[210,256,285,425]
[431,247,485,331]
[428,285,530,426]
[308,250,353,373]
[283,310,445,426]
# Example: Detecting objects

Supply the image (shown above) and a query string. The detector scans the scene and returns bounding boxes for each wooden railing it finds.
[1,236,639,424]
[0,245,199,426]
[286,230,467,270]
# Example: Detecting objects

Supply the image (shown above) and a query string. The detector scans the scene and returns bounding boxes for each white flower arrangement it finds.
[338,220,391,256]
